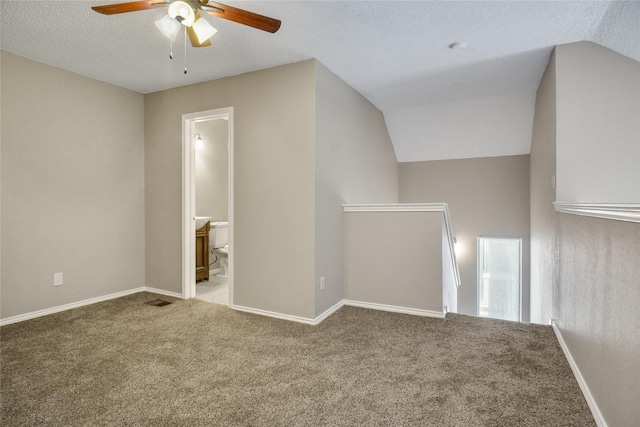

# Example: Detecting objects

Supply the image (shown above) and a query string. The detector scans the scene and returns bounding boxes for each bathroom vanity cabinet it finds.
[196,221,210,282]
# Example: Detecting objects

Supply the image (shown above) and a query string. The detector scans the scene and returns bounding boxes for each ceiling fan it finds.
[92,0,281,48]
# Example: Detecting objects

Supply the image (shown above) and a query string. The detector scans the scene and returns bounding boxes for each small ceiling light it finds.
[191,15,218,44]
[155,15,181,41]
[195,133,204,151]
[168,0,196,27]
[448,41,467,50]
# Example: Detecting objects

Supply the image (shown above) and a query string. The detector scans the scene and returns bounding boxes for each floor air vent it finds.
[145,299,172,307]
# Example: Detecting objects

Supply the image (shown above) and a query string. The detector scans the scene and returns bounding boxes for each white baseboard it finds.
[229,299,444,326]
[143,286,184,299]
[0,286,186,326]
[343,299,445,319]
[1,291,443,328]
[0,287,146,326]
[315,300,345,324]
[229,304,319,325]
[551,320,608,427]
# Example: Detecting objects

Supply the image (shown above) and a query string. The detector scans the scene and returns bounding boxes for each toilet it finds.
[209,221,229,278]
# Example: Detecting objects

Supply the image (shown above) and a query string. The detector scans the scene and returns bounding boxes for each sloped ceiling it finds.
[2,1,639,162]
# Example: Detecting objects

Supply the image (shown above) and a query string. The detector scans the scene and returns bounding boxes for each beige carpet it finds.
[1,292,594,426]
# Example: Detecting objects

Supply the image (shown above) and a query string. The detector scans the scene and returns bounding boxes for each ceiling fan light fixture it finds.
[191,16,218,44]
[168,0,195,27]
[155,15,181,41]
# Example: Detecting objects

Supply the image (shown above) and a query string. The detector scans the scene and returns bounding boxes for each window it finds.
[477,237,521,321]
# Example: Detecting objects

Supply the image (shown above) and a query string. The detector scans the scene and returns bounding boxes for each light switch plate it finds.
[53,272,63,287]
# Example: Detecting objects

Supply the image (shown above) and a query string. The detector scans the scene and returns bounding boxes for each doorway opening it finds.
[477,237,521,322]
[182,107,234,305]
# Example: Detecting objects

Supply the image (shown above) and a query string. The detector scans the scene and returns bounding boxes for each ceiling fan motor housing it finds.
[168,1,195,26]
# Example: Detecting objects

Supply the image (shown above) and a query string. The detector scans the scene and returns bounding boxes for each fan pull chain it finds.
[169,38,173,60]
[183,27,188,74]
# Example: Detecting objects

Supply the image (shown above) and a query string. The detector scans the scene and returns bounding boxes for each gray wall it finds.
[195,118,228,222]
[344,211,442,312]
[542,41,640,426]
[1,52,145,319]
[314,62,399,317]
[2,54,398,322]
[555,42,640,203]
[399,155,531,321]
[146,59,399,321]
[145,60,317,319]
[556,214,640,426]
[529,51,557,325]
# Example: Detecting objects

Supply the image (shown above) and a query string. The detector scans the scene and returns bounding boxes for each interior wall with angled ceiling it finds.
[314,61,400,318]
[144,58,399,322]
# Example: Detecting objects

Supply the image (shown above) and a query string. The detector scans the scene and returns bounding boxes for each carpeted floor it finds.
[1,292,595,426]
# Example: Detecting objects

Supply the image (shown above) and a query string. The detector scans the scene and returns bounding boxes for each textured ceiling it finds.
[2,1,639,162]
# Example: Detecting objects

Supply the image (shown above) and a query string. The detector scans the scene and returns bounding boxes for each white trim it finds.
[144,286,184,300]
[230,299,445,325]
[343,299,445,319]
[182,112,196,300]
[182,108,234,304]
[441,204,461,288]
[0,288,143,326]
[230,304,319,325]
[227,109,234,307]
[0,287,186,326]
[551,320,608,427]
[554,202,640,223]
[1,292,443,327]
[342,203,448,213]
[314,300,345,324]
[228,301,343,326]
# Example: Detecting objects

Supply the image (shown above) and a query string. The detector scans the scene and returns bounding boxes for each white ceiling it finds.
[2,1,639,162]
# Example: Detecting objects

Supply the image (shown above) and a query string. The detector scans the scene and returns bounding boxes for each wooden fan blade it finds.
[186,26,212,47]
[202,1,281,33]
[92,0,168,15]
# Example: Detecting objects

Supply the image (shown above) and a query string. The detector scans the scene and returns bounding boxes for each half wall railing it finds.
[342,203,460,315]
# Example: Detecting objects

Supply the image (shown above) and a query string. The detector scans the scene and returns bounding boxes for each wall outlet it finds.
[53,272,64,287]
[320,276,325,290]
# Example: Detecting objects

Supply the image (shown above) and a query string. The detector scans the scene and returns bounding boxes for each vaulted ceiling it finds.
[2,1,639,162]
